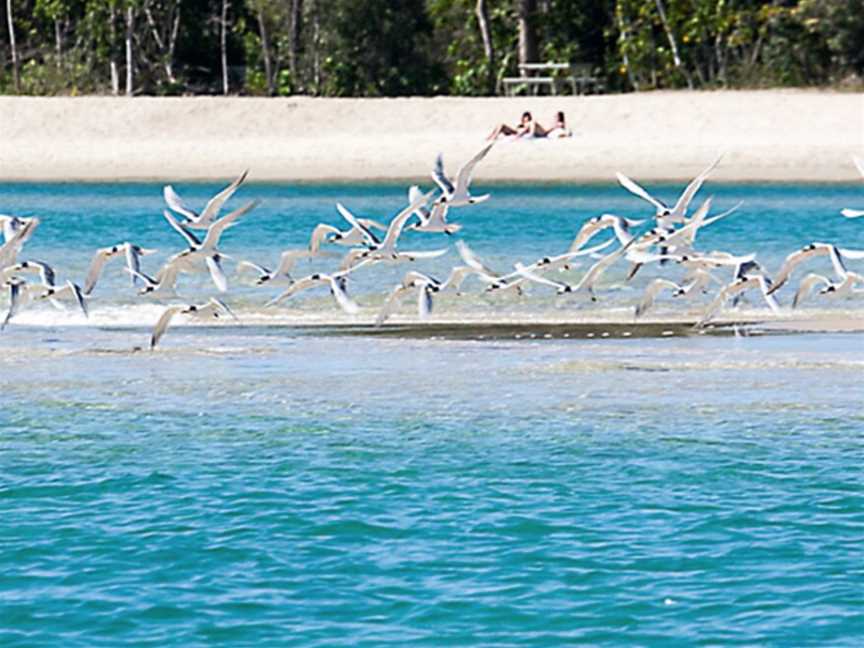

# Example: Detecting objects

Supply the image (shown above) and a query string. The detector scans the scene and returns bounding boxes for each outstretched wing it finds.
[432,154,455,194]
[616,172,667,212]
[163,185,199,221]
[454,142,495,195]
[198,170,249,225]
[150,306,182,349]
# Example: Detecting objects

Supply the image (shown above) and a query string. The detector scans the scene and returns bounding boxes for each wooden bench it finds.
[500,62,605,96]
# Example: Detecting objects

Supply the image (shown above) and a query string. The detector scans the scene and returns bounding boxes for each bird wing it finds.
[336,203,380,247]
[828,246,848,278]
[308,223,341,254]
[454,142,495,195]
[671,153,723,219]
[326,275,359,315]
[200,199,259,251]
[616,172,667,212]
[198,170,249,225]
[394,249,449,262]
[568,219,603,253]
[635,279,681,318]
[456,240,497,277]
[375,283,409,327]
[150,306,182,349]
[82,249,112,295]
[407,185,429,219]
[274,249,310,276]
[1,280,24,330]
[792,273,829,308]
[514,263,569,291]
[265,275,320,306]
[65,281,88,318]
[431,153,455,194]
[124,244,143,286]
[440,265,473,292]
[30,261,56,287]
[163,209,201,248]
[0,218,37,267]
[574,239,634,293]
[381,190,436,251]
[206,297,238,321]
[838,247,864,260]
[853,155,864,178]
[418,285,434,319]
[358,218,389,232]
[205,255,229,292]
[163,185,199,221]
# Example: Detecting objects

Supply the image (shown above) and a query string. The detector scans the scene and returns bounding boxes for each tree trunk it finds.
[475,0,495,94]
[143,1,180,84]
[615,7,638,91]
[54,19,62,69]
[125,5,134,96]
[256,7,274,95]
[517,0,538,72]
[288,0,302,85]
[654,0,692,89]
[221,0,229,95]
[311,0,321,93]
[6,0,20,92]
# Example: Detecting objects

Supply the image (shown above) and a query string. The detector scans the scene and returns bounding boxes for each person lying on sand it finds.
[545,111,573,138]
[487,111,534,140]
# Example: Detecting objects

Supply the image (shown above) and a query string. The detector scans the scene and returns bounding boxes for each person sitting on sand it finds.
[487,111,535,140]
[545,111,573,138]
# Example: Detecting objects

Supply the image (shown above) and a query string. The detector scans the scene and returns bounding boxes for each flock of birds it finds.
[1,146,863,349]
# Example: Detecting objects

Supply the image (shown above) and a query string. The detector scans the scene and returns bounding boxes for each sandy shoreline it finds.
[1,90,862,183]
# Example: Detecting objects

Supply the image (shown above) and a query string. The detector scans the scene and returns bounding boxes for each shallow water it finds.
[1,182,863,645]
[2,180,863,326]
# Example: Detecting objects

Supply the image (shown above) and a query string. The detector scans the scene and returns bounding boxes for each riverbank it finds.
[1,90,861,183]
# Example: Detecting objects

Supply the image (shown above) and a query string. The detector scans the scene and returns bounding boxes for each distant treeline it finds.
[1,1,862,96]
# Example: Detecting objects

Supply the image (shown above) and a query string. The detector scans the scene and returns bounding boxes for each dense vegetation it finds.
[2,0,862,96]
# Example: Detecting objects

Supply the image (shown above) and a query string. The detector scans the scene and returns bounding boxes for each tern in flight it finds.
[0,260,55,286]
[338,190,446,269]
[406,187,461,235]
[432,143,494,206]
[128,262,182,299]
[569,214,644,253]
[309,207,388,254]
[617,154,723,226]
[163,170,249,230]
[634,279,684,319]
[150,298,237,349]
[375,271,441,326]
[162,199,258,292]
[0,218,39,269]
[698,273,779,326]
[266,270,361,315]
[83,243,158,295]
[236,249,326,286]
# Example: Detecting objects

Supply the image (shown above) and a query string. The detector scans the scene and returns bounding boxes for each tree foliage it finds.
[0,0,862,96]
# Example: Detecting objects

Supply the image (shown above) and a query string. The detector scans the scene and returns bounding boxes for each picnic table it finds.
[500,63,605,96]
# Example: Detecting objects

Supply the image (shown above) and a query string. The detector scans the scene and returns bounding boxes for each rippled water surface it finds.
[1,182,863,645]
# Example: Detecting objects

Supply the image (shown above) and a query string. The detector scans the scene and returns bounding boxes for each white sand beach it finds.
[0,90,862,182]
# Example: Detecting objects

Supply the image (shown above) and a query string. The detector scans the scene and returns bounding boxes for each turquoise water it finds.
[1,182,864,645]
